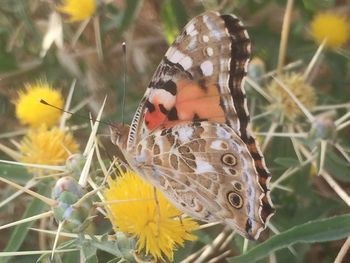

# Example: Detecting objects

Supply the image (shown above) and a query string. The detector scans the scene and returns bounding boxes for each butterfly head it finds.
[110,123,130,150]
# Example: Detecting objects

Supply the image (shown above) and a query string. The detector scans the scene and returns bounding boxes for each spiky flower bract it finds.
[267,73,317,122]
[19,125,79,174]
[15,81,64,128]
[310,12,349,49]
[104,167,198,262]
[58,0,96,22]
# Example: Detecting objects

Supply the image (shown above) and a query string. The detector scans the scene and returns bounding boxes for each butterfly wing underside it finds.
[132,122,270,239]
[121,11,273,240]
[127,11,249,147]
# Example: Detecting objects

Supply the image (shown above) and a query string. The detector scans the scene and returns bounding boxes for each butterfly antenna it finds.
[39,99,111,126]
[122,42,127,125]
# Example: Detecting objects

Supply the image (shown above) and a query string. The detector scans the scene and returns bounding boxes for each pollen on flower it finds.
[19,125,79,174]
[267,73,317,122]
[310,12,349,49]
[104,166,198,262]
[15,81,64,128]
[57,0,96,22]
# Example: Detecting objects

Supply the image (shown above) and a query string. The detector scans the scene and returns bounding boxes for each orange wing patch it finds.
[144,79,226,131]
[144,96,167,130]
[175,79,225,122]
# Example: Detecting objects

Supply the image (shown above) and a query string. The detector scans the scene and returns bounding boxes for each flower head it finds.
[267,73,317,122]
[58,0,96,22]
[15,81,64,128]
[310,12,349,49]
[104,167,198,261]
[19,125,79,174]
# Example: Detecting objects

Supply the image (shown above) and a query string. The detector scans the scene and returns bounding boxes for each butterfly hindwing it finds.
[131,121,267,239]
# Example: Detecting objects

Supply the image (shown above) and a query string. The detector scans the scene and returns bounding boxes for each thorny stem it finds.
[73,188,100,208]
[0,249,78,257]
[271,154,314,190]
[38,216,47,253]
[59,79,76,130]
[334,236,350,263]
[333,143,350,164]
[268,222,297,256]
[71,18,90,47]
[0,177,57,206]
[246,77,273,102]
[303,39,326,80]
[277,0,294,74]
[334,111,350,127]
[0,178,37,209]
[51,221,64,260]
[263,60,303,79]
[94,16,103,61]
[0,211,53,230]
[261,122,278,152]
[181,229,233,263]
[288,124,303,163]
[298,144,350,207]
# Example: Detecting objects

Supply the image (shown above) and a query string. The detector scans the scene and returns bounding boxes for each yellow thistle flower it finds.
[267,73,317,122]
[310,12,349,49]
[57,0,96,22]
[19,125,79,174]
[15,82,63,128]
[104,167,198,262]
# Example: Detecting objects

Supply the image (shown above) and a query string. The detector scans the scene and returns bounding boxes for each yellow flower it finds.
[104,167,198,262]
[15,82,63,128]
[19,125,79,174]
[267,73,317,122]
[58,0,96,22]
[310,12,349,48]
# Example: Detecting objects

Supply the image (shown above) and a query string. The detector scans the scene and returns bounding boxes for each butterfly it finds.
[111,11,274,240]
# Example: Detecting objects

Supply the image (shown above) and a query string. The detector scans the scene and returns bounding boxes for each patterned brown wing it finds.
[128,122,273,240]
[121,11,274,239]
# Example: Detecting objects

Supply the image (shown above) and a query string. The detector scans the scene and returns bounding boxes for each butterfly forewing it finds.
[127,12,241,147]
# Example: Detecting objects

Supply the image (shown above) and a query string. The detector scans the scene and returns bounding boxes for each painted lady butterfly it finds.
[111,11,274,240]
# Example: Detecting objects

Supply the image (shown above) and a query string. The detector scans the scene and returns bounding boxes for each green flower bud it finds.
[52,176,92,233]
[65,153,85,179]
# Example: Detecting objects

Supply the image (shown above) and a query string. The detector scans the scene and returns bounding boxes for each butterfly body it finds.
[112,11,274,240]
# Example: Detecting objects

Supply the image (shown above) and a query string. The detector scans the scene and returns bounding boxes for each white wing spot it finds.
[203,35,209,42]
[178,127,193,142]
[150,89,175,109]
[180,56,193,70]
[200,60,213,76]
[188,38,197,50]
[168,49,184,64]
[186,23,195,34]
[189,29,198,37]
[206,47,214,56]
[216,126,230,139]
[186,23,198,36]
[195,160,215,173]
[210,140,225,150]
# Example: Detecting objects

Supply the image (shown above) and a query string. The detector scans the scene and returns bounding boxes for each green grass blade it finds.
[229,213,350,263]
[119,0,139,32]
[160,0,188,44]
[0,183,50,263]
[0,163,32,184]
